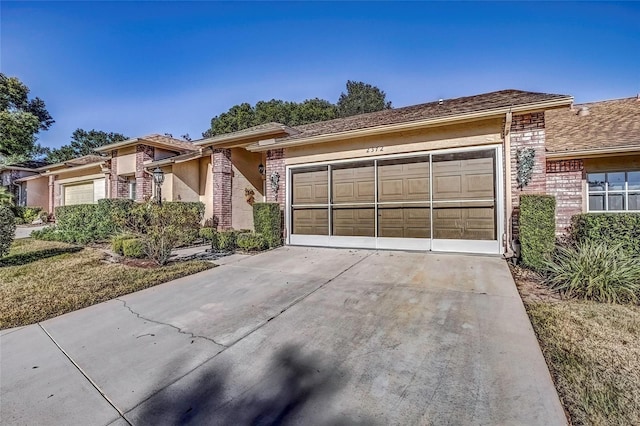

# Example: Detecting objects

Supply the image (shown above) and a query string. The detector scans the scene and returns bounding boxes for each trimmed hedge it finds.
[216,230,237,251]
[0,205,16,258]
[253,203,282,248]
[519,194,556,271]
[111,233,136,255]
[237,232,267,252]
[571,213,640,256]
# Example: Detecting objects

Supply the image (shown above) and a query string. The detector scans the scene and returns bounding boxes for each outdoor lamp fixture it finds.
[153,167,165,204]
[258,163,265,175]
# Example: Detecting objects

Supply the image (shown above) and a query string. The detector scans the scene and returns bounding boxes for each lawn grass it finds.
[513,266,640,425]
[0,239,213,329]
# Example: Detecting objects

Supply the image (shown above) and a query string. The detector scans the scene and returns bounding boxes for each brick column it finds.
[510,112,547,239]
[546,160,584,235]
[265,149,285,208]
[212,148,232,229]
[135,145,154,202]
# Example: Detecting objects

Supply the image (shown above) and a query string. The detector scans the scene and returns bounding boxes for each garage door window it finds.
[291,167,329,235]
[332,161,375,237]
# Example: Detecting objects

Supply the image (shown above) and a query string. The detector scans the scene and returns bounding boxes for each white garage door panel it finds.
[64,182,95,205]
[93,178,106,201]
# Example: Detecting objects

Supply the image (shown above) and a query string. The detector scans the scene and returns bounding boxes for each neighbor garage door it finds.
[63,178,106,206]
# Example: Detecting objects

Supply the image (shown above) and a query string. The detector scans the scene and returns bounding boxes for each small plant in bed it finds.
[543,241,640,304]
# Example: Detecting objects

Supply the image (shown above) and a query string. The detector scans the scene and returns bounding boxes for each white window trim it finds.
[586,170,640,213]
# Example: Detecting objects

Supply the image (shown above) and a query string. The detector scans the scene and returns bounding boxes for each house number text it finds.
[366,146,384,153]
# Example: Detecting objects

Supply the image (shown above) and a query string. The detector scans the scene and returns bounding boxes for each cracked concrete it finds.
[1,246,566,425]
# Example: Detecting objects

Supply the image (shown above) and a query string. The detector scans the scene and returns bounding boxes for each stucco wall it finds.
[117,153,136,175]
[230,148,263,230]
[285,118,503,165]
[25,177,49,210]
[199,157,213,223]
[172,161,200,202]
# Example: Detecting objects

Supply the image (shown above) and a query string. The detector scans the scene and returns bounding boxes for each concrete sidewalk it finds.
[0,247,567,425]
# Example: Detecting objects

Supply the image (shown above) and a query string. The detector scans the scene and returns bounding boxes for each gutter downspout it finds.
[503,110,515,259]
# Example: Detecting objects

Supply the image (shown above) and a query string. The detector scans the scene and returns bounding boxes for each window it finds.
[587,171,640,212]
[129,180,137,200]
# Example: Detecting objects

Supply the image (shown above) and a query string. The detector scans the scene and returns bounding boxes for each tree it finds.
[45,129,128,163]
[336,80,392,118]
[202,99,337,138]
[0,74,54,162]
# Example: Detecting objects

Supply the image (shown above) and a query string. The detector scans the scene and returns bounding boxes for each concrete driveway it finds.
[0,247,566,425]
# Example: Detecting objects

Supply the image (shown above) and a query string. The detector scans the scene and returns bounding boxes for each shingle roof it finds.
[194,122,297,146]
[64,155,106,166]
[545,96,640,154]
[95,134,197,153]
[284,89,571,141]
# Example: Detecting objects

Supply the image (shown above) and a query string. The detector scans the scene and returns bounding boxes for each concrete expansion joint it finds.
[115,299,228,348]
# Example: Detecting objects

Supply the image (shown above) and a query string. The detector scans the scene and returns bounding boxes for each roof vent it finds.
[577,106,590,117]
[438,99,444,105]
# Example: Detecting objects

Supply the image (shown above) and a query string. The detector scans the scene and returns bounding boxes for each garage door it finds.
[288,147,502,254]
[63,178,106,206]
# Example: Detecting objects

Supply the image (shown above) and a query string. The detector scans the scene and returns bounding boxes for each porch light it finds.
[153,167,165,204]
[258,163,265,175]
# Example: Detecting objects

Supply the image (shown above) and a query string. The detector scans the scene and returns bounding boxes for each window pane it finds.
[607,172,625,190]
[589,194,605,211]
[378,204,430,238]
[332,162,374,204]
[628,172,640,190]
[332,207,374,237]
[377,157,429,202]
[608,194,625,211]
[292,167,328,205]
[629,193,640,211]
[292,208,328,235]
[587,173,606,191]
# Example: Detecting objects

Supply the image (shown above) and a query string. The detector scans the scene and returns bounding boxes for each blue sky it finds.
[2,1,639,149]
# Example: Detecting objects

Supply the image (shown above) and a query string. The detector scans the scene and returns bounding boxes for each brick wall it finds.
[509,112,547,238]
[546,160,584,235]
[135,145,154,201]
[212,148,232,229]
[108,154,120,198]
[265,149,285,208]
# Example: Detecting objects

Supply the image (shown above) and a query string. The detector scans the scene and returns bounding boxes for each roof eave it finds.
[194,127,296,149]
[246,97,573,152]
[41,161,106,176]
[546,145,640,160]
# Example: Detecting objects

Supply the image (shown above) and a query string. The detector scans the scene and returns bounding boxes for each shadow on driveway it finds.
[131,343,372,425]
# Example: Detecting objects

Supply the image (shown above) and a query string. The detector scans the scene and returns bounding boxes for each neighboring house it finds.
[10,90,640,257]
[0,160,48,205]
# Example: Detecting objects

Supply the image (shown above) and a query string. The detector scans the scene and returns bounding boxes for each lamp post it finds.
[153,167,165,205]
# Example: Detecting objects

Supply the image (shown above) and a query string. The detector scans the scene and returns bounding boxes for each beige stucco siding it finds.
[172,162,200,202]
[199,157,213,222]
[285,118,503,165]
[583,154,640,172]
[117,153,136,175]
[25,177,49,210]
[231,148,264,230]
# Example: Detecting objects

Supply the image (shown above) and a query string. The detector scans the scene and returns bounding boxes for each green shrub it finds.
[12,206,42,223]
[199,227,216,241]
[544,241,640,304]
[571,213,640,257]
[111,233,136,255]
[236,232,267,252]
[31,226,66,241]
[519,195,556,271]
[122,238,146,259]
[123,201,205,265]
[217,230,237,251]
[0,205,16,257]
[253,203,282,248]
